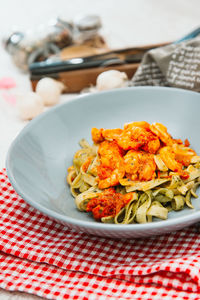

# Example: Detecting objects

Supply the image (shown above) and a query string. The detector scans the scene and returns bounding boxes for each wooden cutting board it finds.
[30,42,168,93]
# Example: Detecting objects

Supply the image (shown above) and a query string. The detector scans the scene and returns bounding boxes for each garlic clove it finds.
[96,70,128,91]
[17,91,44,120]
[57,80,66,93]
[36,77,65,106]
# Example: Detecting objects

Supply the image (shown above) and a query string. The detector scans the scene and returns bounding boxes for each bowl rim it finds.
[6,86,200,233]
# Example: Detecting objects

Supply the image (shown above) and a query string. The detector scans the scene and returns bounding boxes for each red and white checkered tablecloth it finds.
[0,168,200,300]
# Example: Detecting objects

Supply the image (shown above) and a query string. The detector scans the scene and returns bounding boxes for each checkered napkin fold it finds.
[0,169,200,300]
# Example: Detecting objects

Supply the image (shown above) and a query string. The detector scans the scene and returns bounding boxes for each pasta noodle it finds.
[67,121,200,224]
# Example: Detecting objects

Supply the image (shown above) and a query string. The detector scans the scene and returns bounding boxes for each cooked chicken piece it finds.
[97,141,125,189]
[124,150,156,181]
[150,123,173,146]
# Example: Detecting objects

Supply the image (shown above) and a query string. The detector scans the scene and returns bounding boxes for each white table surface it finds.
[1,0,200,298]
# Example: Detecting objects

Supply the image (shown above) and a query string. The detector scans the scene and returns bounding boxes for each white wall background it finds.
[1,0,200,48]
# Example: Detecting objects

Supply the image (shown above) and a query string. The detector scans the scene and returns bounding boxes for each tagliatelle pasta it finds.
[67,122,200,224]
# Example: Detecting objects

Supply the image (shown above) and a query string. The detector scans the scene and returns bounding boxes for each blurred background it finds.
[1,0,200,79]
[2,0,200,47]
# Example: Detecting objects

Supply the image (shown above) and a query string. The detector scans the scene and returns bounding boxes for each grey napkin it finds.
[131,37,200,92]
